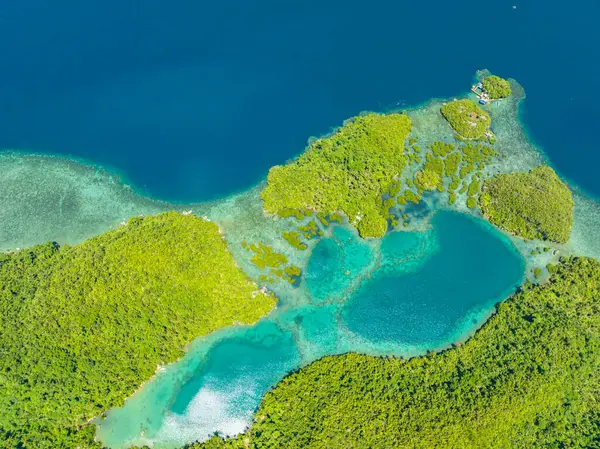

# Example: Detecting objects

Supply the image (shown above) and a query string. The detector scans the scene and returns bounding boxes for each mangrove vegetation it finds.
[261,113,412,238]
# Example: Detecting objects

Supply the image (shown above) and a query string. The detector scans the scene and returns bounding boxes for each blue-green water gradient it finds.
[0,0,598,201]
[97,211,525,448]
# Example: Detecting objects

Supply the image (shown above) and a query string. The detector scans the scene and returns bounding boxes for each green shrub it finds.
[282,231,308,250]
[423,154,445,177]
[316,212,329,227]
[329,213,343,224]
[444,152,462,177]
[430,141,455,157]
[460,163,475,179]
[387,180,402,197]
[448,176,461,191]
[404,190,422,204]
[284,265,302,277]
[479,166,574,243]
[448,191,457,205]
[249,242,288,268]
[298,220,322,239]
[277,208,306,220]
[414,169,441,191]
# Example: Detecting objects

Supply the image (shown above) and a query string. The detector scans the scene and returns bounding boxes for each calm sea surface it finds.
[0,0,598,201]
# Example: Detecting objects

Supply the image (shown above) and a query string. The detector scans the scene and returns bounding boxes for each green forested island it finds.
[195,256,600,449]
[261,113,412,238]
[0,213,275,449]
[482,75,512,99]
[440,99,491,139]
[479,166,574,243]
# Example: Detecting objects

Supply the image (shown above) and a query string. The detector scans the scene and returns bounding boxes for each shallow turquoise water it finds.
[344,212,524,346]
[97,211,525,448]
[305,226,373,302]
[170,322,300,415]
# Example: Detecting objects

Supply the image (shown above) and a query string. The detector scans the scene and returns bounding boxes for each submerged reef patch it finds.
[0,153,167,251]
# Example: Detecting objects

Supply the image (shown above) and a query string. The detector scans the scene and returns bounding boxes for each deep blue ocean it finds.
[0,0,598,202]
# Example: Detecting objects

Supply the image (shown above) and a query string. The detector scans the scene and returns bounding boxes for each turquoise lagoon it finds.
[96,211,524,448]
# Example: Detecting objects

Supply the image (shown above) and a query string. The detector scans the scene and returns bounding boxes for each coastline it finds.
[2,71,599,448]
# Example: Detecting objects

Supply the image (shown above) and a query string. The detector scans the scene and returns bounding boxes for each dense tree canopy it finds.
[193,256,600,449]
[0,212,275,449]
[413,169,440,190]
[261,113,412,238]
[441,99,491,139]
[482,75,511,99]
[479,165,574,243]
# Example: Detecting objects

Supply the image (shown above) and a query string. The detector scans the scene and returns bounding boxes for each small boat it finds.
[479,99,487,105]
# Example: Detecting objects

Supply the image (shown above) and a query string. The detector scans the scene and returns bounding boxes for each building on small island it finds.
[471,82,489,104]
[472,75,512,104]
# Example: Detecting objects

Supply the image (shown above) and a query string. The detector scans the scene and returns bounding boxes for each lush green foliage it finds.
[245,242,300,284]
[261,113,412,238]
[479,166,574,243]
[284,265,302,277]
[248,241,288,269]
[195,257,600,448]
[282,231,308,250]
[430,141,455,157]
[466,176,481,208]
[0,212,276,449]
[298,220,323,239]
[448,191,457,204]
[444,152,462,177]
[441,99,491,139]
[397,189,421,205]
[414,169,440,191]
[277,208,312,220]
[483,75,511,99]
[315,212,343,227]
